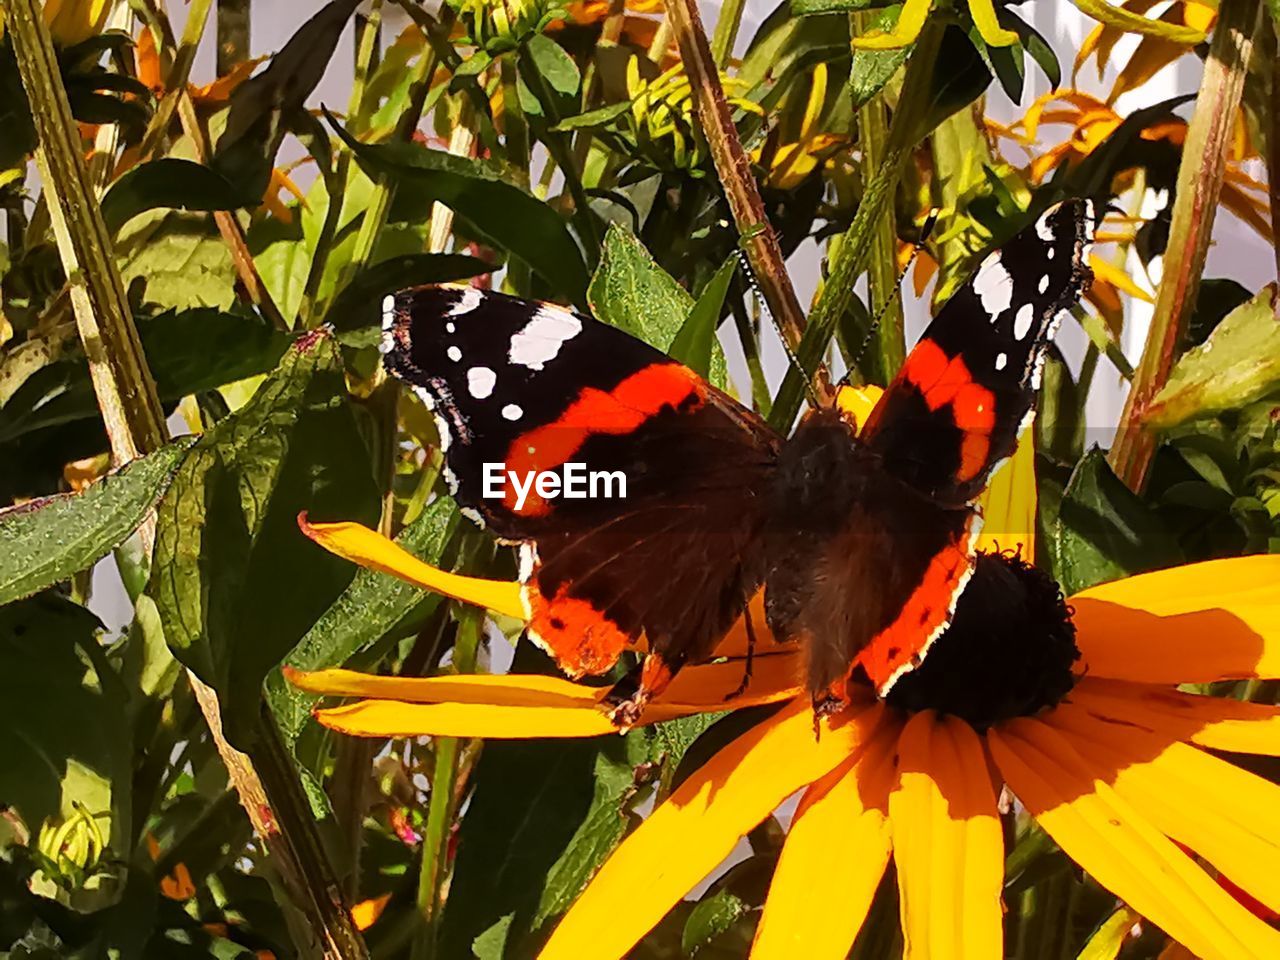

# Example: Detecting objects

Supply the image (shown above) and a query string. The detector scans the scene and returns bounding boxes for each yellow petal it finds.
[1068,677,1280,757]
[975,423,1036,558]
[851,0,932,49]
[1072,0,1208,44]
[540,699,885,960]
[298,515,527,621]
[967,0,1019,47]
[889,712,1003,960]
[1046,700,1280,915]
[1089,253,1154,303]
[45,0,112,46]
[751,717,899,959]
[316,696,627,738]
[1071,556,1280,683]
[836,384,885,434]
[990,720,1280,960]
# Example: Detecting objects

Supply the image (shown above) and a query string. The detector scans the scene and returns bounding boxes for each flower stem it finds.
[1108,0,1265,490]
[770,21,944,430]
[852,10,905,383]
[8,5,367,954]
[661,0,823,399]
[710,0,747,67]
[410,609,484,960]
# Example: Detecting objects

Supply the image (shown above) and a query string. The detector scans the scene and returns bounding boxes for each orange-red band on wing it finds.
[855,517,979,693]
[901,340,997,485]
[526,584,636,678]
[502,363,704,516]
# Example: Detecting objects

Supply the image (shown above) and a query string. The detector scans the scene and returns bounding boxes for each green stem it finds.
[709,0,746,66]
[852,10,904,383]
[769,21,944,431]
[298,0,384,328]
[216,0,252,75]
[410,610,483,960]
[1108,0,1264,491]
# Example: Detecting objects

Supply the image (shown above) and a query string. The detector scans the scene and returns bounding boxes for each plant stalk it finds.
[8,5,367,955]
[770,21,943,431]
[1108,0,1264,490]
[661,0,823,398]
[710,0,747,66]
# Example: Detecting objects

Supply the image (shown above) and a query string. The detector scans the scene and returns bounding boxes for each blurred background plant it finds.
[1,0,1278,957]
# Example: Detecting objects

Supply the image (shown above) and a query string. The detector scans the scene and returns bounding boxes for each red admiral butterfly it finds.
[381,199,1095,723]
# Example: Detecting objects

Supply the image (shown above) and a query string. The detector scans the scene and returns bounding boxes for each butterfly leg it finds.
[602,651,683,729]
[724,606,758,701]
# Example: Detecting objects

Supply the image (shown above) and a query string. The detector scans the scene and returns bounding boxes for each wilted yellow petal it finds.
[1073,0,1208,43]
[1072,555,1280,683]
[852,0,932,49]
[891,712,1003,960]
[298,515,527,621]
[541,699,885,960]
[967,0,1019,46]
[1089,254,1154,303]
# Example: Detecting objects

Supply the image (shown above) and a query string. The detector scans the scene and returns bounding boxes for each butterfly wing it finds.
[382,286,781,717]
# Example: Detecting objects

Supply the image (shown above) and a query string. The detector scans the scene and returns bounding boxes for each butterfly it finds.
[379,199,1095,724]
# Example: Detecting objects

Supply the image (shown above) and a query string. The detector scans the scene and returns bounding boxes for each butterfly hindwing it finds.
[382,286,781,716]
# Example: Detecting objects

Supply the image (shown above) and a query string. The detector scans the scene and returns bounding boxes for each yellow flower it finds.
[853,0,1016,50]
[754,62,847,191]
[291,388,1280,959]
[1073,0,1216,103]
[0,0,114,47]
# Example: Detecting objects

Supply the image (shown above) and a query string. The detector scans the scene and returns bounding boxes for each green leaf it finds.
[1004,10,1060,91]
[0,441,191,606]
[100,159,251,234]
[1147,287,1280,429]
[588,224,728,386]
[683,889,750,955]
[322,253,490,332]
[525,34,581,101]
[1187,278,1252,346]
[1047,448,1182,595]
[328,113,590,304]
[848,6,912,110]
[0,309,292,443]
[213,0,362,197]
[969,27,1025,103]
[149,330,381,746]
[265,496,460,744]
[670,255,736,378]
[116,210,238,311]
[550,100,631,132]
[0,595,130,873]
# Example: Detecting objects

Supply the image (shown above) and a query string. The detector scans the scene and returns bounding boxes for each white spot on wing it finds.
[509,305,583,371]
[381,294,396,329]
[447,346,462,362]
[412,385,451,452]
[448,287,484,316]
[1035,209,1056,242]
[1013,303,1035,340]
[518,543,538,582]
[973,255,1014,318]
[446,322,456,334]
[460,506,486,528]
[502,403,523,421]
[467,366,497,399]
[1038,275,1050,294]
[1047,247,1055,260]
[995,352,1008,371]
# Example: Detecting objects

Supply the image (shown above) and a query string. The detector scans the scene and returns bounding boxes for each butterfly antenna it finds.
[844,208,940,386]
[734,247,825,410]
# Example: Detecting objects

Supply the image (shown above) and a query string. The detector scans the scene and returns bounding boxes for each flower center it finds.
[884,551,1080,729]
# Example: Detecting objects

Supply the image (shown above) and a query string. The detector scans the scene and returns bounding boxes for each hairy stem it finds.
[662,0,822,397]
[1108,0,1264,490]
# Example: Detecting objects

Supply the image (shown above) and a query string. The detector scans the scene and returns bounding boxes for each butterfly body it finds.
[380,199,1095,721]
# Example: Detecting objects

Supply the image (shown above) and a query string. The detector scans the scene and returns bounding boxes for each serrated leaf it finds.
[848,6,912,110]
[587,224,728,387]
[0,441,191,605]
[1146,287,1280,429]
[265,496,460,744]
[329,113,589,304]
[1047,448,1182,595]
[149,331,380,746]
[100,159,252,234]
